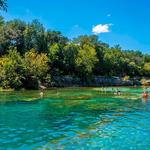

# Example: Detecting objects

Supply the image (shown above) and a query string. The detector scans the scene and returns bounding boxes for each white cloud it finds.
[92,24,112,35]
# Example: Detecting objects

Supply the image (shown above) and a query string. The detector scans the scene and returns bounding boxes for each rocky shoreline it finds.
[50,76,149,87]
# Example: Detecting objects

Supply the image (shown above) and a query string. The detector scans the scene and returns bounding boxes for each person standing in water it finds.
[114,88,121,95]
[40,90,44,98]
[39,83,46,98]
[117,88,121,95]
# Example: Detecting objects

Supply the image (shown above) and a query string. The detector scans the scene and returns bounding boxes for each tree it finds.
[48,43,59,63]
[144,55,150,63]
[144,63,150,76]
[63,43,79,75]
[0,0,7,11]
[47,30,68,47]
[74,35,109,48]
[48,43,64,76]
[24,20,47,53]
[74,35,109,76]
[103,45,123,76]
[75,44,98,81]
[123,50,144,76]
[0,48,23,89]
[22,49,49,88]
[0,19,26,55]
[94,44,108,75]
[7,20,26,52]
[46,31,68,75]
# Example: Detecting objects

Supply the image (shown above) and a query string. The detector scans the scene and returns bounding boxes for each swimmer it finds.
[114,89,118,95]
[118,90,121,95]
[40,91,44,98]
[114,88,121,95]
[142,91,148,99]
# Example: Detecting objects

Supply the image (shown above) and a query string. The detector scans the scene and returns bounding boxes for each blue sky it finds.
[1,0,150,53]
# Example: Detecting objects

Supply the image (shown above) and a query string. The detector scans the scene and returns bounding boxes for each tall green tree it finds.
[75,44,98,81]
[63,43,79,75]
[24,20,47,53]
[48,43,64,76]
[47,30,68,47]
[0,19,26,55]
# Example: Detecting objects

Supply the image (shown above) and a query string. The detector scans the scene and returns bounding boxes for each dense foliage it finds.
[0,16,149,89]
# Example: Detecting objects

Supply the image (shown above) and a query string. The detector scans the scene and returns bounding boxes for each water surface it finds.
[0,87,150,150]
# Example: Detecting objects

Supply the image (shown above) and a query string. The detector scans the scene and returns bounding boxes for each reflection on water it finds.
[0,87,150,150]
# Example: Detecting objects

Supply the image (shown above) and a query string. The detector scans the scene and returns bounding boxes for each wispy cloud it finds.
[92,24,112,35]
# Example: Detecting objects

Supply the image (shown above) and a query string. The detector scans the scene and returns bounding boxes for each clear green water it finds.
[0,87,150,150]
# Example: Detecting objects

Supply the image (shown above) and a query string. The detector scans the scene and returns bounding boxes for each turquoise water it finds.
[0,87,150,150]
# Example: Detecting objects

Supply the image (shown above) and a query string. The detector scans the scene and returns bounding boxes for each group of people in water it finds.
[102,87,149,99]
[39,85,149,99]
[113,87,149,98]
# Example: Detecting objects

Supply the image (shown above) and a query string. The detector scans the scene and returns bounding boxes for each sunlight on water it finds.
[0,87,150,150]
